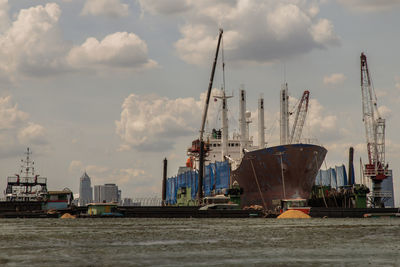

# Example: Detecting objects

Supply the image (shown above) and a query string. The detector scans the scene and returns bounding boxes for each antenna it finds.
[283,62,287,84]
[222,34,226,92]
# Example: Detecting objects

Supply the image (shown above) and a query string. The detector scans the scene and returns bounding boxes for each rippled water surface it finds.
[0,218,399,266]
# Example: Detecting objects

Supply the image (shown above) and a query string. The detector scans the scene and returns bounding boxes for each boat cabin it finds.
[87,203,121,216]
[44,190,73,210]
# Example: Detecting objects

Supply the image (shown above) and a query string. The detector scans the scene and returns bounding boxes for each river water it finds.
[0,218,399,266]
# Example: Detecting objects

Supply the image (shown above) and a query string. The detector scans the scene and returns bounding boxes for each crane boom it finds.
[360,53,386,179]
[289,90,310,144]
[199,29,223,141]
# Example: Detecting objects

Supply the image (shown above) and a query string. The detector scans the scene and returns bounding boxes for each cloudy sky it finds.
[0,0,399,205]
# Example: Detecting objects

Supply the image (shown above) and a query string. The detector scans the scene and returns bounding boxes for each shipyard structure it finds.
[165,82,326,211]
[164,30,394,212]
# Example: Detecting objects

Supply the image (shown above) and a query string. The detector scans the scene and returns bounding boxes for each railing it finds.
[371,191,392,198]
[7,176,47,184]
[364,169,390,177]
[128,197,163,206]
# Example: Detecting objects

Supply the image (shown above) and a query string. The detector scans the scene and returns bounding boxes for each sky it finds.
[0,0,399,206]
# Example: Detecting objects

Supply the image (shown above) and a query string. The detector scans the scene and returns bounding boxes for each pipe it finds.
[258,95,265,148]
[239,88,247,158]
[198,141,204,201]
[280,83,289,145]
[221,91,228,161]
[348,147,354,185]
[162,157,167,206]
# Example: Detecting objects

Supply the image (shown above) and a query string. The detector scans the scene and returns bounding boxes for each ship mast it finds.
[214,36,232,161]
[21,147,35,179]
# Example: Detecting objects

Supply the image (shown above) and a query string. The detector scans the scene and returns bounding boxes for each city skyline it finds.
[0,1,399,206]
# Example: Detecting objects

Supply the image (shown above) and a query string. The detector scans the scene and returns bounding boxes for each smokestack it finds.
[162,157,167,206]
[221,91,228,161]
[239,87,247,158]
[258,95,265,148]
[198,142,204,201]
[348,147,354,185]
[280,83,289,145]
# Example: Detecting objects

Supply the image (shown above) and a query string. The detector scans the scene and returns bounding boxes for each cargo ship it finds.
[165,29,327,210]
[205,85,326,210]
[166,85,326,210]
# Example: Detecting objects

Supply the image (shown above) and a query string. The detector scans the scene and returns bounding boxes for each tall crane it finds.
[360,52,388,207]
[197,29,223,201]
[289,90,310,144]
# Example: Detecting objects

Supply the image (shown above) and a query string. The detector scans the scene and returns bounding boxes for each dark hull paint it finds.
[231,144,327,209]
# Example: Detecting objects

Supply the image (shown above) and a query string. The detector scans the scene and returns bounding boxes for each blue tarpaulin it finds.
[165,161,230,205]
[315,164,348,188]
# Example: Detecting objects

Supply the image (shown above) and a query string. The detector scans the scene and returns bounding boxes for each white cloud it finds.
[305,99,339,142]
[82,0,129,18]
[115,89,222,151]
[337,0,400,12]
[0,3,156,80]
[323,73,346,86]
[310,19,340,45]
[67,32,157,70]
[267,4,311,40]
[0,96,47,157]
[0,96,29,129]
[0,3,69,78]
[139,0,340,65]
[17,123,46,145]
[116,93,202,151]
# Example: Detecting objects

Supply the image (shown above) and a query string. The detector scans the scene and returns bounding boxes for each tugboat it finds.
[5,148,48,201]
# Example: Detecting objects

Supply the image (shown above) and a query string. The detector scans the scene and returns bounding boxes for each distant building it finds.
[94,183,120,203]
[79,172,93,206]
[382,170,395,208]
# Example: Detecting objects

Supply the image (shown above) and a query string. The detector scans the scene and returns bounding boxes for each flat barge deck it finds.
[0,204,398,218]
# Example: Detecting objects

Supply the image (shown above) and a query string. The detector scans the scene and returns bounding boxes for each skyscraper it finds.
[79,172,93,206]
[93,183,120,203]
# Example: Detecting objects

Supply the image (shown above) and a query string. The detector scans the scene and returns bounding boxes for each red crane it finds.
[360,53,388,207]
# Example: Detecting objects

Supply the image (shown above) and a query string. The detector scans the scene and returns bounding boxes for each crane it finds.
[197,29,223,201]
[289,90,310,144]
[360,52,388,207]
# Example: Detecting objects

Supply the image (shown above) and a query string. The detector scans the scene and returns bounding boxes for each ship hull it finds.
[231,144,327,209]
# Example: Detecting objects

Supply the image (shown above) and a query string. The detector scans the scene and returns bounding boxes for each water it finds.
[0,218,399,266]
